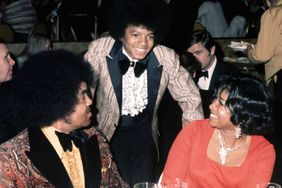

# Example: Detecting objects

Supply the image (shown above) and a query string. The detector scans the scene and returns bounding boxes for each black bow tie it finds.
[197,71,209,79]
[119,54,148,77]
[194,70,209,84]
[55,130,88,152]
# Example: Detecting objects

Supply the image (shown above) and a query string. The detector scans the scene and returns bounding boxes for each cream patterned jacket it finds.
[84,37,204,148]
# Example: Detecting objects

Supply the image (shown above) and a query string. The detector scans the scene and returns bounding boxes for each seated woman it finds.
[161,74,275,187]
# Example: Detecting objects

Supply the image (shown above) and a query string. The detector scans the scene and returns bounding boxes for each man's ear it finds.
[63,115,72,124]
[210,46,216,56]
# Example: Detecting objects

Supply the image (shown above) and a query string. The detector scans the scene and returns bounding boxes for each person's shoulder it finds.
[263,4,282,19]
[250,135,275,154]
[270,2,282,11]
[0,129,29,154]
[153,44,179,62]
[251,135,274,148]
[88,36,115,49]
[154,44,176,54]
[87,36,116,56]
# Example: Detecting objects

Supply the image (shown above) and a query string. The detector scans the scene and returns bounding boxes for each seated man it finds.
[0,40,17,143]
[186,30,238,118]
[0,50,128,187]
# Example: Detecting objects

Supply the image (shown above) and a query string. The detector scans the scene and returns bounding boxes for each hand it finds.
[242,44,253,57]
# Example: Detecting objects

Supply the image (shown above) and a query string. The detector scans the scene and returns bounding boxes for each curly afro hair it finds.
[11,49,93,129]
[107,0,171,44]
[214,73,274,135]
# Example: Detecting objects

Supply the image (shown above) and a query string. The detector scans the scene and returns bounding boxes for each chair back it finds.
[28,22,49,39]
[0,23,15,42]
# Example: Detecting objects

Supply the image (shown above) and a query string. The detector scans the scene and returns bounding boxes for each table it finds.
[215,38,264,80]
[223,56,265,80]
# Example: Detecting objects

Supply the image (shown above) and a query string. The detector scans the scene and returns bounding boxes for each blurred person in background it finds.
[246,0,282,107]
[17,33,52,68]
[0,40,16,144]
[197,0,247,38]
[246,0,282,182]
[186,30,238,118]
[1,0,38,42]
[0,40,14,84]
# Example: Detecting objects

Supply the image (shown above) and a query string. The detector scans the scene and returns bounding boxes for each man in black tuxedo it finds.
[187,30,238,118]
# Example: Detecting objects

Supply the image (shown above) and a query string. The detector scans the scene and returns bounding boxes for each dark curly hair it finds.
[107,0,171,44]
[10,49,93,129]
[214,74,273,135]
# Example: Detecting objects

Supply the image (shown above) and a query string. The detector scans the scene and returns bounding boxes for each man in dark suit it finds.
[0,40,17,143]
[187,30,238,118]
[0,50,127,187]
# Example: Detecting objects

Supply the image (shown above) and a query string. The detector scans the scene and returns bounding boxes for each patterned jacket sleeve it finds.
[92,128,129,188]
[154,46,204,124]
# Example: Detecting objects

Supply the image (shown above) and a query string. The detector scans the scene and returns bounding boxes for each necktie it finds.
[119,54,148,77]
[55,130,87,152]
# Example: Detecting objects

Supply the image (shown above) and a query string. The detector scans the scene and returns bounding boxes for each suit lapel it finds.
[147,52,163,114]
[209,61,226,90]
[79,133,101,188]
[26,127,73,188]
[209,62,220,90]
[107,40,123,110]
[27,127,102,188]
[107,41,163,113]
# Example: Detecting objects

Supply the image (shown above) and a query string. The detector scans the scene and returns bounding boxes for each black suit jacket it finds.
[195,59,238,118]
[26,127,101,188]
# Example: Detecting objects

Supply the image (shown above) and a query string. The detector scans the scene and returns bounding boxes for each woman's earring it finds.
[235,125,242,139]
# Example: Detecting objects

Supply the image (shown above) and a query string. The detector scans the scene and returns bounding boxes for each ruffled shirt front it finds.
[121,49,148,117]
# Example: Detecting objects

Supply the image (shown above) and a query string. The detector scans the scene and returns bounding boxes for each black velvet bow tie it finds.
[55,130,88,152]
[119,54,148,77]
[197,71,209,79]
[194,70,209,84]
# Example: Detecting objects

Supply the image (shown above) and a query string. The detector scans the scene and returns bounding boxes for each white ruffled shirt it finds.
[121,49,148,117]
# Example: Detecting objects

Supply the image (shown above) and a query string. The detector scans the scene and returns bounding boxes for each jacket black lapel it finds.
[79,133,101,188]
[26,127,73,188]
[147,52,163,115]
[107,40,123,110]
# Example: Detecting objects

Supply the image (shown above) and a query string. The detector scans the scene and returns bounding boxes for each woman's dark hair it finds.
[188,30,215,51]
[214,74,273,135]
[107,0,171,44]
[11,49,93,128]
